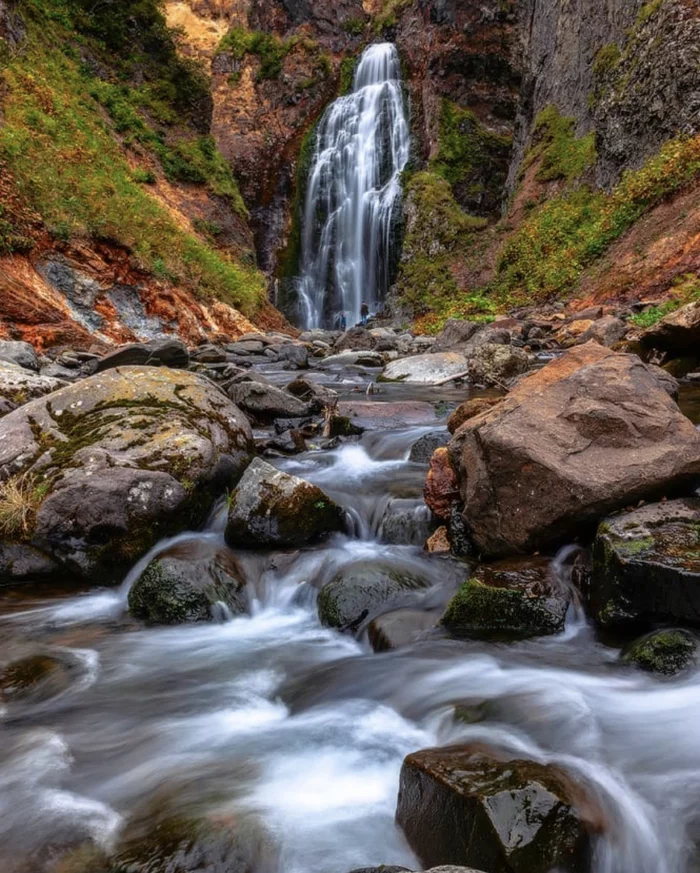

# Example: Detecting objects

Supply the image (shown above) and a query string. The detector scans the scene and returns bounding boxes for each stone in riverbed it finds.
[409,430,450,463]
[380,353,468,385]
[589,498,700,628]
[396,745,594,873]
[448,342,700,558]
[285,376,338,412]
[318,562,430,632]
[128,540,248,624]
[337,401,437,430]
[424,448,460,521]
[225,379,311,423]
[368,608,439,651]
[0,360,66,415]
[442,558,569,639]
[621,629,697,675]
[447,397,502,434]
[225,458,345,549]
[468,343,530,386]
[0,366,254,582]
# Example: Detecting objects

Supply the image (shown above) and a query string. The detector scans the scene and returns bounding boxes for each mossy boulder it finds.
[442,558,569,639]
[317,562,429,632]
[621,629,698,675]
[468,343,531,386]
[589,498,700,628]
[225,458,345,549]
[128,540,248,624]
[396,745,594,872]
[0,366,254,582]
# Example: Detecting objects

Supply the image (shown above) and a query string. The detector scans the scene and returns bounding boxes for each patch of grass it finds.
[629,301,678,328]
[0,473,47,540]
[636,0,664,27]
[373,0,412,32]
[339,56,358,94]
[0,205,34,255]
[342,17,367,36]
[524,105,597,184]
[593,42,621,77]
[0,34,265,314]
[217,26,293,81]
[492,134,700,307]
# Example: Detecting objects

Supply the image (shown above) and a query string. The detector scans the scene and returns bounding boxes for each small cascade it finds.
[297,42,410,329]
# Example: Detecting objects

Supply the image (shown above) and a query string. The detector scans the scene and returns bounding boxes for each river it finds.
[2,361,700,873]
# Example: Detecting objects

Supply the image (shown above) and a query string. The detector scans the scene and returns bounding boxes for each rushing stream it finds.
[297,43,410,329]
[3,368,700,873]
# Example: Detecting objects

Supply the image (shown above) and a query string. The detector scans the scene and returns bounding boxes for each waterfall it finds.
[297,43,410,330]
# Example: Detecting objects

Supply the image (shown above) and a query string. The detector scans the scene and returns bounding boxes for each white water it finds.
[4,394,700,872]
[297,42,410,329]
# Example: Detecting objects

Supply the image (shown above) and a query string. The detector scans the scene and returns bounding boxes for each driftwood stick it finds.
[431,369,471,387]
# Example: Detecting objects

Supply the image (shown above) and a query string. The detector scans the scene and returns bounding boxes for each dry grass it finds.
[0,472,46,539]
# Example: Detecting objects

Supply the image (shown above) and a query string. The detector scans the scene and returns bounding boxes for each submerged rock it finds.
[448,342,700,558]
[380,353,468,385]
[621,629,698,675]
[225,458,345,549]
[589,498,700,628]
[318,562,429,632]
[0,652,75,703]
[0,366,254,581]
[368,608,439,652]
[396,745,594,872]
[128,540,248,624]
[442,558,569,639]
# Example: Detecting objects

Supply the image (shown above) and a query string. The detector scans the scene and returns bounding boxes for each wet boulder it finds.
[0,651,76,703]
[379,498,437,546]
[322,350,384,368]
[380,353,469,385]
[0,360,66,415]
[0,367,254,582]
[128,540,248,624]
[368,608,440,652]
[337,401,437,430]
[409,431,450,463]
[442,558,569,639]
[285,376,338,412]
[589,498,700,628]
[318,562,430,631]
[95,338,189,372]
[396,745,594,872]
[424,448,461,521]
[448,343,700,557]
[277,343,309,369]
[468,343,531,386]
[225,379,311,424]
[447,397,502,434]
[225,458,345,549]
[621,629,698,675]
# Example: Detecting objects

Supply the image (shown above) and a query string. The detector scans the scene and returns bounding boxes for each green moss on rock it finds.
[622,629,697,675]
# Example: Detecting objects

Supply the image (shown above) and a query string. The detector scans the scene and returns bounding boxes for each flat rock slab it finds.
[381,353,468,384]
[0,361,66,415]
[338,401,438,430]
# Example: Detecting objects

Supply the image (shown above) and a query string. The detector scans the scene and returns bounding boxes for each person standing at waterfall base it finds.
[360,302,369,327]
[340,311,347,331]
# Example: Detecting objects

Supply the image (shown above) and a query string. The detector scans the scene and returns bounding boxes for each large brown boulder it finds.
[396,745,595,873]
[447,343,700,557]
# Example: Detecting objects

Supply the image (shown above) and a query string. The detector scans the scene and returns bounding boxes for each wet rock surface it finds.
[396,745,594,873]
[589,498,700,629]
[128,540,248,625]
[621,629,698,676]
[442,558,569,640]
[0,366,254,581]
[225,379,312,424]
[449,343,700,557]
[225,458,345,549]
[317,562,430,632]
[368,608,440,652]
[380,353,469,385]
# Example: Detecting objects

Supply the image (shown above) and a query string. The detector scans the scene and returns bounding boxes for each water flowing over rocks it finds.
[396,745,595,873]
[589,498,700,629]
[128,540,248,625]
[317,562,430,632]
[447,342,700,557]
[0,366,254,581]
[225,457,345,549]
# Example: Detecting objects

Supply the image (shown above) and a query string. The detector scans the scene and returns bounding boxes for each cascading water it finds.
[297,42,410,329]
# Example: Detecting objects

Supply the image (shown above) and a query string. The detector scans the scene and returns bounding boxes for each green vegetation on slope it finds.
[492,134,700,307]
[523,105,597,184]
[0,0,265,315]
